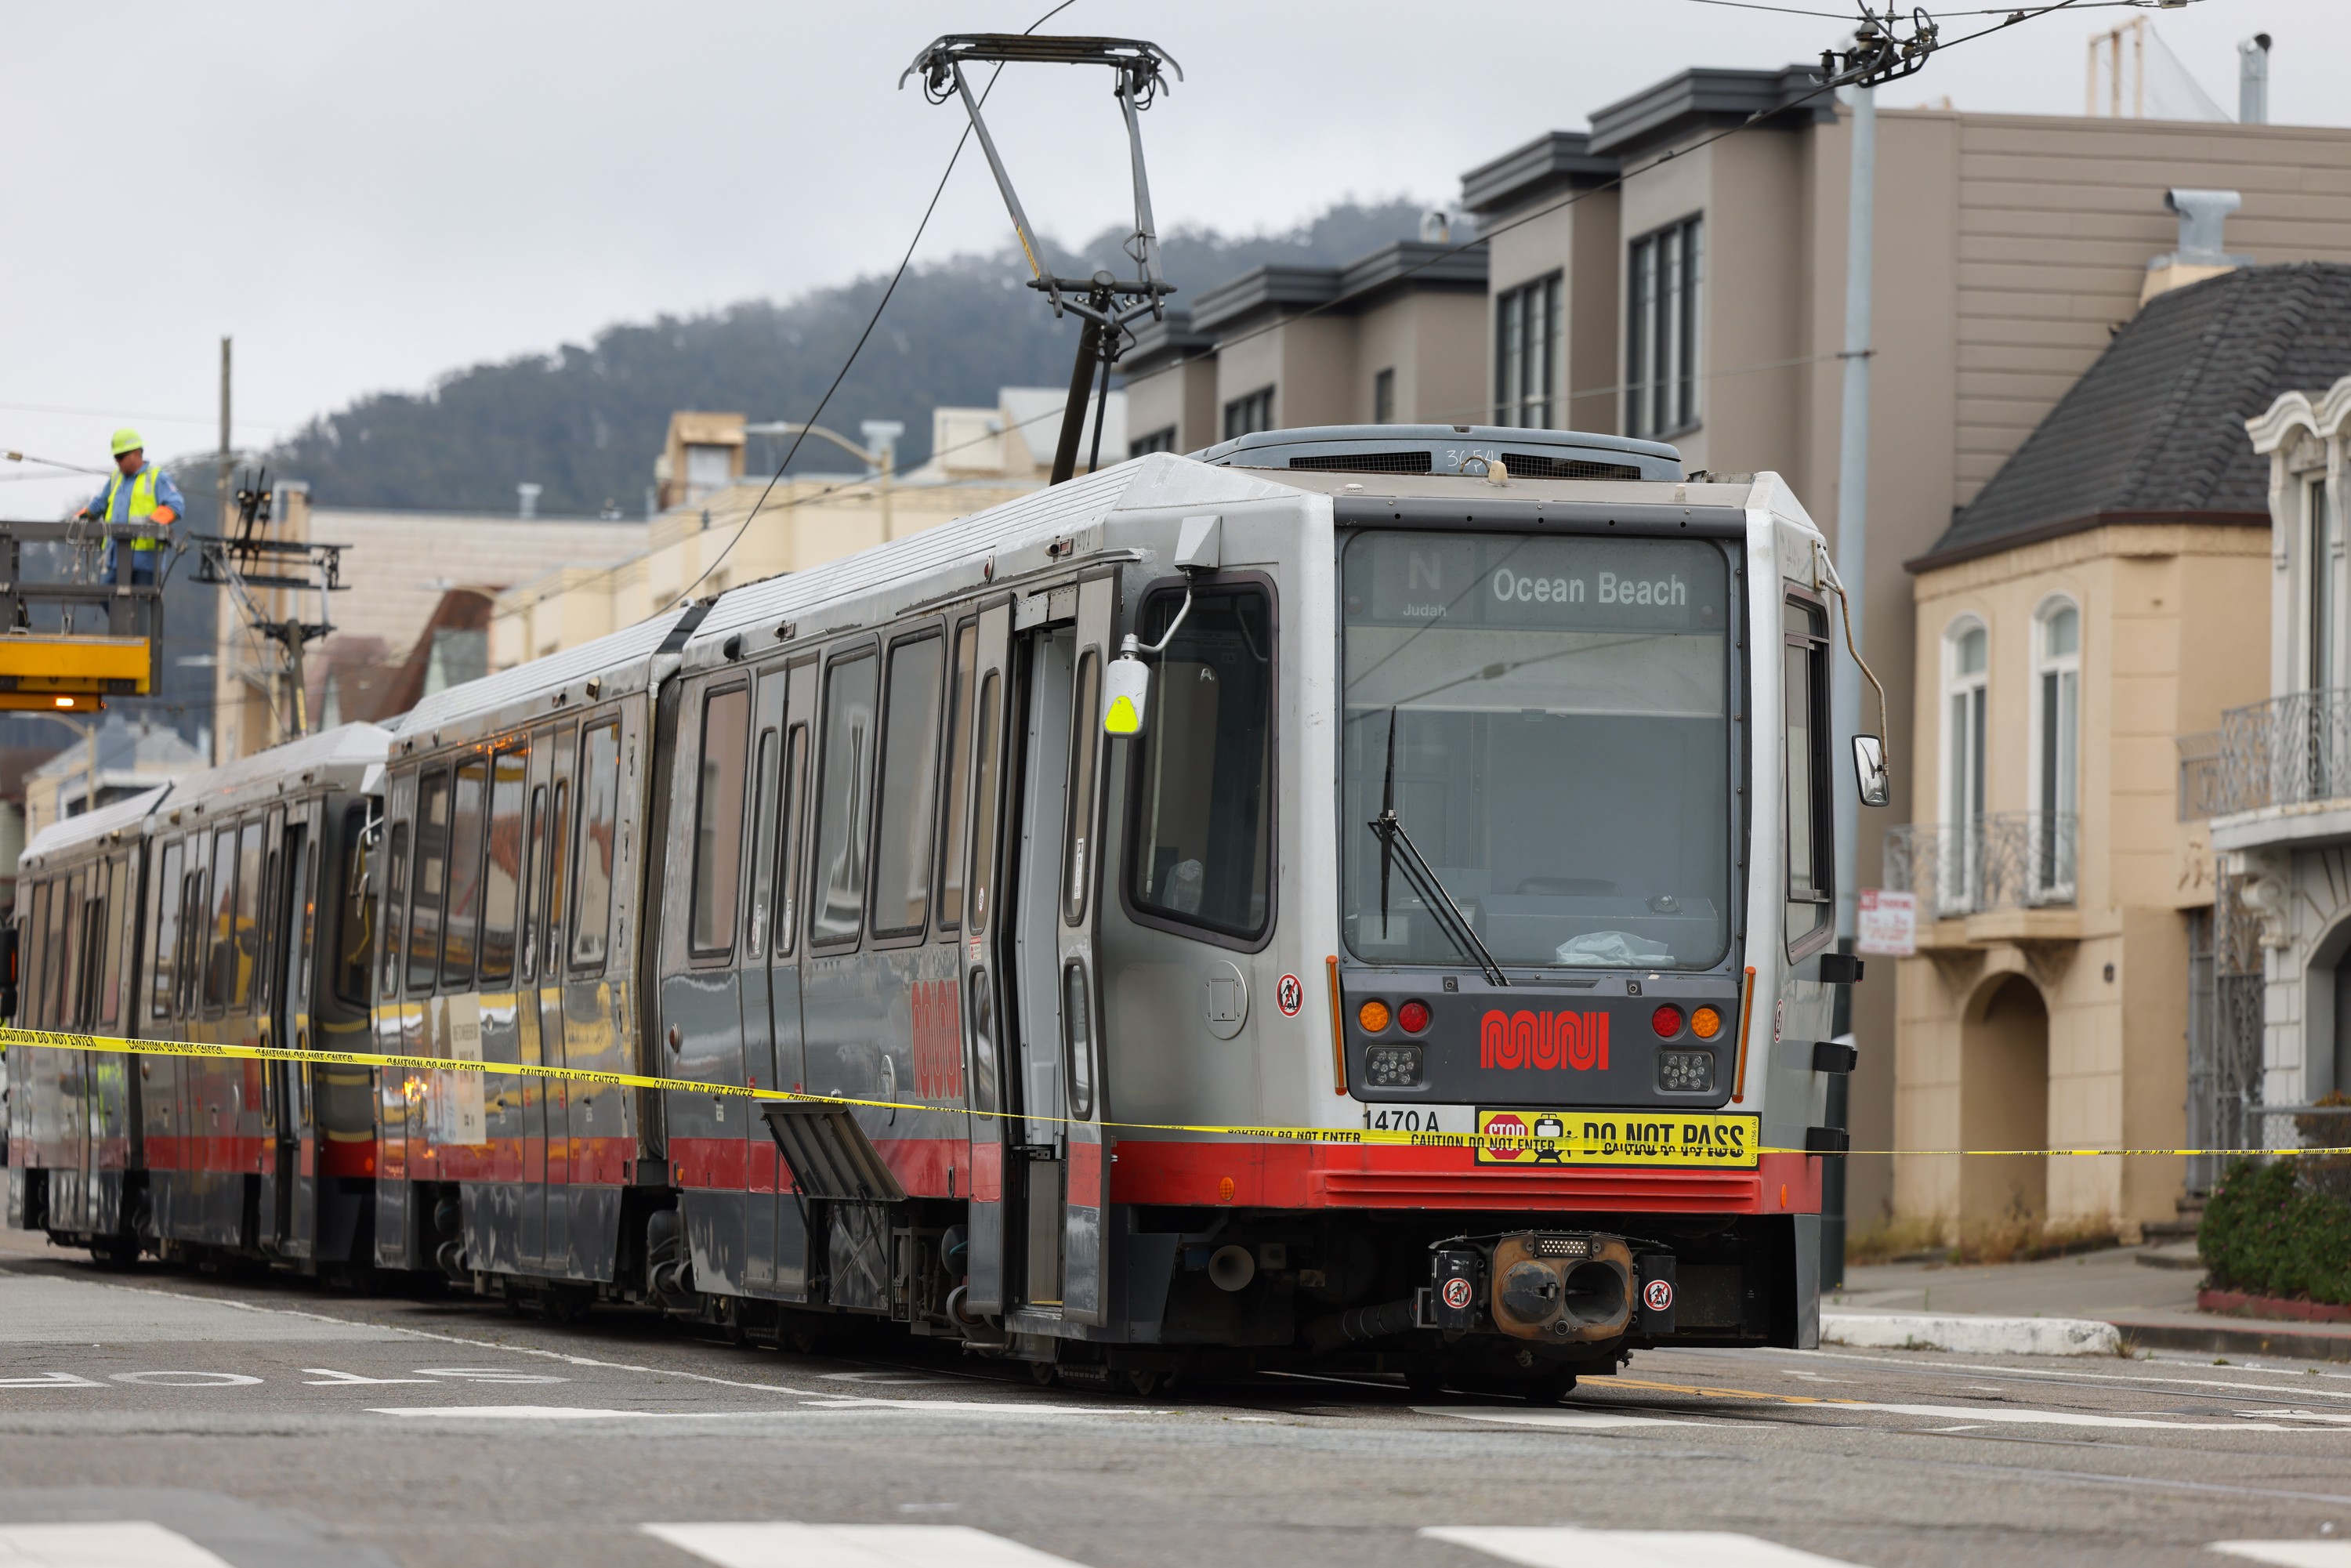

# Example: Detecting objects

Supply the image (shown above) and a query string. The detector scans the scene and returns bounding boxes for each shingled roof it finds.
[1911,263,2351,571]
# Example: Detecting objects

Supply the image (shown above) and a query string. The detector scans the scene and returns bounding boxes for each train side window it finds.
[1126,585,1276,941]
[871,634,943,940]
[521,784,546,980]
[1784,596,1835,958]
[148,840,183,1019]
[481,751,527,985]
[178,865,208,1017]
[746,727,778,959]
[379,822,409,1001]
[32,878,59,1028]
[545,778,571,972]
[442,759,488,990]
[690,686,753,958]
[408,773,450,994]
[772,724,807,958]
[256,836,281,1016]
[570,722,621,972]
[75,870,104,1027]
[232,820,263,1011]
[100,855,126,1027]
[202,829,238,1012]
[335,807,375,1009]
[937,617,978,932]
[966,672,1002,934]
[1063,648,1102,925]
[809,651,879,947]
[54,871,81,1028]
[299,829,319,1009]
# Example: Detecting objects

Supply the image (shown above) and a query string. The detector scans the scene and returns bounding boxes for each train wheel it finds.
[720,1297,751,1348]
[1125,1368,1164,1398]
[1028,1361,1058,1389]
[1525,1368,1579,1405]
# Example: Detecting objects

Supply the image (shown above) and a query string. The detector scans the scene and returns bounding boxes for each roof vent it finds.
[2141,188,2251,304]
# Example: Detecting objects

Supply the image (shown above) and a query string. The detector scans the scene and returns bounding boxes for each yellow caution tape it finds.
[2,1027,2344,1161]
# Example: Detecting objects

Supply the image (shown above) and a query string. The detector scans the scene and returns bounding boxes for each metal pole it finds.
[216,338,232,535]
[1050,318,1103,486]
[1824,79,1875,1295]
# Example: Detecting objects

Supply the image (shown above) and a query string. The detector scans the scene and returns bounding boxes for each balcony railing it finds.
[1882,812,2080,918]
[2210,688,2351,817]
[2177,730,2222,821]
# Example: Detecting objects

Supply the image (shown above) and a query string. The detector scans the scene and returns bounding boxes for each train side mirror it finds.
[1853,735,1891,808]
[1103,652,1149,737]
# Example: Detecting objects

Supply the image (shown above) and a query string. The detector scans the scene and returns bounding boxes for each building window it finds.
[1130,425,1179,458]
[1373,368,1396,425]
[1627,216,1702,439]
[2032,599,2080,900]
[1223,387,1274,441]
[1494,273,1562,428]
[2309,476,2335,691]
[1941,619,1989,911]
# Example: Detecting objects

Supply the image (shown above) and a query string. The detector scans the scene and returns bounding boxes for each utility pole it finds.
[1825,78,1876,1294]
[216,338,232,534]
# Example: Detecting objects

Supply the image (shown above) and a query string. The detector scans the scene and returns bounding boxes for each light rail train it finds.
[5,425,1872,1396]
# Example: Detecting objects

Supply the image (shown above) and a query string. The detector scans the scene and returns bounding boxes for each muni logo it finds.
[911,980,963,1099]
[1480,1009,1610,1072]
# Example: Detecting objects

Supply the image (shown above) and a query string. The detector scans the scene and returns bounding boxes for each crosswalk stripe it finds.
[1422,1526,1870,1567]
[2208,1544,2351,1567]
[1414,1406,1717,1430]
[643,1523,1088,1567]
[0,1522,235,1568]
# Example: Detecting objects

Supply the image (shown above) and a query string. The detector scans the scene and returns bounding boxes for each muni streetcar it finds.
[5,423,1876,1396]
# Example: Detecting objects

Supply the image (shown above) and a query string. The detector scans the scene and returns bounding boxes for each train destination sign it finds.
[1472,1109,1762,1168]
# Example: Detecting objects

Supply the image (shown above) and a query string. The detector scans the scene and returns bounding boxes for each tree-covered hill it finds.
[264,199,1436,516]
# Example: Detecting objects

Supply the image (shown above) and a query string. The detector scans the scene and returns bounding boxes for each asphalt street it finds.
[2,1228,2346,1568]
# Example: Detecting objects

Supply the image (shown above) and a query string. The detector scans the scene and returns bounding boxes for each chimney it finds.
[2140,187,2251,304]
[2238,34,2270,125]
[1419,210,1450,244]
[516,482,542,520]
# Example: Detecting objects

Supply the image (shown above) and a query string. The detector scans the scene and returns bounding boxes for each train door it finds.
[996,578,1116,1322]
[516,729,555,1270]
[279,809,318,1258]
[744,656,811,1297]
[958,599,1014,1313]
[532,723,578,1273]
[258,807,302,1253]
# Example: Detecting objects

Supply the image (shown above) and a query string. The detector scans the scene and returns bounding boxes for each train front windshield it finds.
[1341,531,1733,971]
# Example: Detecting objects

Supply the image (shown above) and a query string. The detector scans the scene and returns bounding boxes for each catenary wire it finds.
[671,0,1080,609]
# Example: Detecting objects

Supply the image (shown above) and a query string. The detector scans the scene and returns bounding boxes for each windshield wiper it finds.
[1371,707,1508,988]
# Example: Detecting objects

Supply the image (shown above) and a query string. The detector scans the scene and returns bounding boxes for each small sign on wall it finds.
[1857,889,1917,957]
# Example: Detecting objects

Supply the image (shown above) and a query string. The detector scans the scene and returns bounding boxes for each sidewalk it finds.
[1830,1244,2351,1362]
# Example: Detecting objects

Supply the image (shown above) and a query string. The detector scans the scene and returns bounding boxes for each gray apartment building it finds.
[1121,63,2351,1224]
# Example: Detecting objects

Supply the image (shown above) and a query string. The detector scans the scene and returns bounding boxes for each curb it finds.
[2107,1319,2351,1363]
[1820,1313,2120,1357]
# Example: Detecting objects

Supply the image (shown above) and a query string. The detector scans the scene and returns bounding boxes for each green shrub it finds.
[2199,1157,2351,1306]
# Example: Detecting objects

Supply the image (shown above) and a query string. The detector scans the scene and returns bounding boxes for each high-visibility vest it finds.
[99,465,165,549]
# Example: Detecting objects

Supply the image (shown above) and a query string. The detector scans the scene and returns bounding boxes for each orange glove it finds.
[149,505,177,526]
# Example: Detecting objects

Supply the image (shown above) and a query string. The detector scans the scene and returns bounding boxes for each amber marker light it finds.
[1690,1005,1722,1040]
[1650,1004,1684,1038]
[1357,999,1391,1034]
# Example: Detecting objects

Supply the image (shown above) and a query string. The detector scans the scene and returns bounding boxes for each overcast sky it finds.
[2,0,2338,516]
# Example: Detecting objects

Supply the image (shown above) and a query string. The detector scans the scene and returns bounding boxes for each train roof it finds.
[674,454,1295,675]
[392,603,701,745]
[19,784,172,871]
[160,722,391,828]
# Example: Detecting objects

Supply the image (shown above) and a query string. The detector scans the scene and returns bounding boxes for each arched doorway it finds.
[1961,973,2049,1224]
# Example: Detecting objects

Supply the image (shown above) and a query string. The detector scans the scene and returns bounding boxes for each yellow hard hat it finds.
[110,428,143,457]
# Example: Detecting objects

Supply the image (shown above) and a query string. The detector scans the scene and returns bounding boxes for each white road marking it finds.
[105,1371,261,1388]
[1415,1407,1720,1431]
[642,1523,1087,1566]
[0,1373,102,1389]
[2208,1544,2351,1566]
[372,1407,806,1420]
[1423,1525,1868,1566]
[302,1368,437,1385]
[0,1521,234,1566]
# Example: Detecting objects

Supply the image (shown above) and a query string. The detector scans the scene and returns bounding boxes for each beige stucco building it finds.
[1885,263,2351,1232]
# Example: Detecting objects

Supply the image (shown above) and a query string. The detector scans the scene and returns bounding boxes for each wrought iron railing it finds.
[1882,812,2080,918]
[2212,688,2351,817]
[2177,730,2223,821]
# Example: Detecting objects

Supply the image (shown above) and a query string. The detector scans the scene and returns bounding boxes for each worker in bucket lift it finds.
[77,428,184,587]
